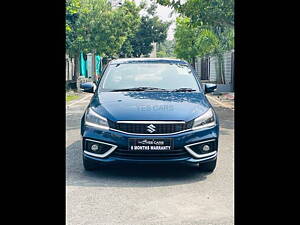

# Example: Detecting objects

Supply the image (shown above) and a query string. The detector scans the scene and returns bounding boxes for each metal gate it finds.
[200,58,210,80]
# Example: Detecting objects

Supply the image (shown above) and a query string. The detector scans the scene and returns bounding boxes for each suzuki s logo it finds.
[147,124,156,133]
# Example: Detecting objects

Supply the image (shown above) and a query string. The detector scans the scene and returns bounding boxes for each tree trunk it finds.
[73,53,81,91]
[73,53,80,81]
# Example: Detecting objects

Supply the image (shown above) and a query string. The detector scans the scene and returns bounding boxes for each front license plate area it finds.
[128,138,174,151]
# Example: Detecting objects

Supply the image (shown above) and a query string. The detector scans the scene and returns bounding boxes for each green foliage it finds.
[157,0,234,83]
[157,0,234,61]
[103,1,141,58]
[157,40,175,58]
[212,26,234,54]
[157,0,234,28]
[75,0,112,55]
[66,0,141,59]
[66,0,169,59]
[66,0,82,56]
[156,50,167,58]
[180,0,233,28]
[120,3,170,58]
[174,17,219,63]
[146,2,158,16]
[129,16,170,57]
[174,17,198,62]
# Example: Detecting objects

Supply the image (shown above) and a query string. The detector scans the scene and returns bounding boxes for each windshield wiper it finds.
[110,87,168,92]
[171,88,197,92]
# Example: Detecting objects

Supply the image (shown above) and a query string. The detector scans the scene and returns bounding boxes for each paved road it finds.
[66,93,234,225]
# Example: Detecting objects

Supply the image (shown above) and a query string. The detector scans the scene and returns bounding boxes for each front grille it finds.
[110,148,190,160]
[108,120,194,134]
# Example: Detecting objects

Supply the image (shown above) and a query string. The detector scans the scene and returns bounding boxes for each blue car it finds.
[80,58,219,172]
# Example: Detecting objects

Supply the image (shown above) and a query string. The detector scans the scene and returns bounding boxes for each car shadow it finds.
[66,140,210,188]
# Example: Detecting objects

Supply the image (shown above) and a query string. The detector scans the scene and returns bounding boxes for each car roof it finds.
[109,58,188,65]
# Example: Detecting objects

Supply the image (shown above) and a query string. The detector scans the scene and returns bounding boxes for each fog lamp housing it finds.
[185,139,217,155]
[184,139,218,159]
[84,139,118,158]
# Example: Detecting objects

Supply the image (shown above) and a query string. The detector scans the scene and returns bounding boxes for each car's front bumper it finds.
[82,124,219,165]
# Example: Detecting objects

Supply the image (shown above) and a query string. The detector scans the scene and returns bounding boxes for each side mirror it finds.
[204,83,217,94]
[80,82,96,93]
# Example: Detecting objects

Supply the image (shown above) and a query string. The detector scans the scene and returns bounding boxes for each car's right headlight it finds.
[85,108,109,130]
[192,108,216,130]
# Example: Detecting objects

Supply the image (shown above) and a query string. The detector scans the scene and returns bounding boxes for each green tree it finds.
[174,17,219,65]
[157,40,175,58]
[74,0,112,55]
[66,0,81,57]
[130,16,170,57]
[211,25,234,83]
[156,0,234,28]
[66,0,142,76]
[119,2,170,57]
[157,0,234,58]
[157,0,234,83]
[66,0,141,57]
[103,0,141,58]
[66,0,83,79]
[156,50,167,57]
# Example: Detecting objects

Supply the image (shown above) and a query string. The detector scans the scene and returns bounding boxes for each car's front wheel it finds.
[198,158,217,172]
[83,156,98,171]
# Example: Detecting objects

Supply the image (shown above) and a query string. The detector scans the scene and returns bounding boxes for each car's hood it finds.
[89,91,211,122]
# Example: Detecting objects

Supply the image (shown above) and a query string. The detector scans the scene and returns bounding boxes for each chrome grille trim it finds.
[116,121,185,124]
[109,128,193,136]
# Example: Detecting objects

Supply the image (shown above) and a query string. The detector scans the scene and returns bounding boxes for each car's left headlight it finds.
[85,108,109,130]
[192,108,216,130]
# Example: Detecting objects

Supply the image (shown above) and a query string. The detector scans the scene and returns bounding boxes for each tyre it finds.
[199,158,217,172]
[83,157,98,171]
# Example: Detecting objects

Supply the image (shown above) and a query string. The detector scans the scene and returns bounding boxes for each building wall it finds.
[223,51,232,84]
[195,50,234,86]
[194,58,201,80]
[209,57,217,82]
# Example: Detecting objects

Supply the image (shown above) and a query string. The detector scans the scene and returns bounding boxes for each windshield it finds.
[99,63,201,91]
